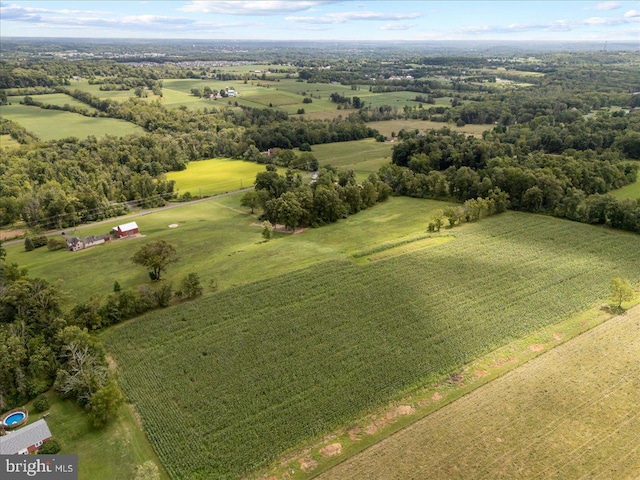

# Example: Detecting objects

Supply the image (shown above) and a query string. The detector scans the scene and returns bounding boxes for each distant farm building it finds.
[113,221,139,238]
[66,234,110,251]
[0,419,52,455]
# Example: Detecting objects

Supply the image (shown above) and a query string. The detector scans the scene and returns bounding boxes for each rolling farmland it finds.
[103,213,640,479]
[319,305,640,480]
[0,102,144,140]
[305,138,392,179]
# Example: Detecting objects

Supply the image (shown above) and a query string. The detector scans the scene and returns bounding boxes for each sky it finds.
[1,1,639,42]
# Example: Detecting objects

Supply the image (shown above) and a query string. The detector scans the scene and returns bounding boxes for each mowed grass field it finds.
[99,207,640,479]
[320,305,640,480]
[5,196,454,304]
[612,170,640,200]
[0,134,21,149]
[0,103,144,140]
[166,158,267,196]
[368,119,493,138]
[305,138,392,180]
[7,93,100,112]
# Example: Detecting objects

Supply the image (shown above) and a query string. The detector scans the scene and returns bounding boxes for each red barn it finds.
[114,221,139,238]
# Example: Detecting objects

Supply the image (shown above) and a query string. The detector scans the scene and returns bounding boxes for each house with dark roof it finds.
[0,419,52,455]
[66,234,110,252]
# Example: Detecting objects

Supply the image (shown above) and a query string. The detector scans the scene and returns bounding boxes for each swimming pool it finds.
[3,411,26,426]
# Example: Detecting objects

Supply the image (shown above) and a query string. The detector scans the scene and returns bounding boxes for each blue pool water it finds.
[4,412,25,425]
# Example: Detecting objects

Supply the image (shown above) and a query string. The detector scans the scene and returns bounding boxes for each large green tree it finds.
[132,241,178,281]
[610,277,634,309]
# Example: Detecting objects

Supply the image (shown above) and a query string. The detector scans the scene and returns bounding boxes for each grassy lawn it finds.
[100,209,640,479]
[4,195,450,305]
[167,157,267,196]
[6,93,100,112]
[319,304,640,479]
[303,138,392,180]
[0,103,144,140]
[65,80,136,101]
[0,134,21,149]
[611,170,640,200]
[21,391,168,480]
[368,119,492,138]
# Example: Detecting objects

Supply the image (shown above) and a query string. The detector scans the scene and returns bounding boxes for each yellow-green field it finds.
[320,304,640,480]
[0,103,144,140]
[368,119,493,138]
[166,158,267,196]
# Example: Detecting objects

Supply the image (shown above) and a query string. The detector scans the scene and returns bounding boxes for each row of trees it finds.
[242,165,391,230]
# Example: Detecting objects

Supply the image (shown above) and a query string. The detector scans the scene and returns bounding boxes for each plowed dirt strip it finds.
[319,306,640,480]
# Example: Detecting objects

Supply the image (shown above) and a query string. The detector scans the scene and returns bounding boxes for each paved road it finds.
[2,188,253,246]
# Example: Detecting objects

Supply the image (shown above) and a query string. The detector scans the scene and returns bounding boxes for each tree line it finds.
[385,120,640,233]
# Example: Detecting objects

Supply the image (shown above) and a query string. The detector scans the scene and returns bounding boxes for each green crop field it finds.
[368,119,492,138]
[166,158,268,196]
[0,103,144,140]
[100,209,640,479]
[612,170,640,200]
[320,305,640,480]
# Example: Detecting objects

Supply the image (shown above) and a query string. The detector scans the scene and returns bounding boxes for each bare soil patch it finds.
[348,426,361,441]
[529,344,545,352]
[432,392,442,402]
[319,443,342,458]
[0,228,25,240]
[475,369,488,377]
[553,332,564,340]
[299,458,318,472]
[396,405,415,416]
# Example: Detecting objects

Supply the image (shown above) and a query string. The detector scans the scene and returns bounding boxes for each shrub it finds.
[180,273,203,299]
[30,235,48,249]
[302,97,313,104]
[154,283,173,308]
[38,439,61,454]
[24,237,34,251]
[47,237,67,251]
[33,394,50,413]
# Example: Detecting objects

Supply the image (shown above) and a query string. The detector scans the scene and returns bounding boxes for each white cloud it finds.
[179,1,338,15]
[460,10,638,36]
[286,10,421,24]
[380,22,416,31]
[593,2,621,10]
